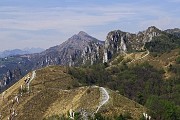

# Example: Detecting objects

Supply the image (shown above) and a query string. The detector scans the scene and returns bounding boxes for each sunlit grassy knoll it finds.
[98,89,146,120]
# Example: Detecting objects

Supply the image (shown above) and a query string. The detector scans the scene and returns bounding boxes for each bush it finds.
[123,111,132,119]
[145,34,179,54]
[94,113,105,120]
[115,114,126,120]
[145,95,180,120]
[176,56,180,64]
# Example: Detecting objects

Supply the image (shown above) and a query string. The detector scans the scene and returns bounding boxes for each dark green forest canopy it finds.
[145,33,180,55]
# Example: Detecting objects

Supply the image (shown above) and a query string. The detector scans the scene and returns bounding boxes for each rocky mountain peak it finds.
[146,26,159,32]
[103,30,129,63]
[30,31,103,68]
[103,26,163,63]
[1,26,180,92]
[136,26,161,44]
[78,31,89,36]
[68,31,98,44]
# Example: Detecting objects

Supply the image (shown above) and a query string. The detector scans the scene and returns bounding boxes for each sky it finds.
[0,0,180,51]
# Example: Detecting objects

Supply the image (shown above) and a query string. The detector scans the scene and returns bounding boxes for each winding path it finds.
[129,50,149,64]
[27,70,36,91]
[95,87,110,113]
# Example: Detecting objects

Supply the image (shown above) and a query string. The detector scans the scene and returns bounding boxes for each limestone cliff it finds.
[30,31,103,68]
[103,26,161,62]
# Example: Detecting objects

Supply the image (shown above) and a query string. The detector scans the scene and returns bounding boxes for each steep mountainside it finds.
[103,26,180,63]
[0,56,33,92]
[30,31,104,68]
[1,26,180,93]
[0,66,146,120]
[0,26,180,119]
[0,31,103,92]
[103,26,161,62]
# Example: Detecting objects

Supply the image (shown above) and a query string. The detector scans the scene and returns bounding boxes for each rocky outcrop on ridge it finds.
[103,26,161,62]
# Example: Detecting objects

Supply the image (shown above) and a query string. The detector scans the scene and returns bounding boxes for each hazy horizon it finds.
[0,0,180,51]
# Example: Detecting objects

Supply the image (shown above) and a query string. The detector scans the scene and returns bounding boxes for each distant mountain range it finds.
[0,31,103,91]
[0,48,44,58]
[0,27,180,120]
[0,27,180,92]
[30,31,104,68]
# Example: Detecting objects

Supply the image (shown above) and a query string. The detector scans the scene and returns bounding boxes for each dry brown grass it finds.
[0,65,147,120]
[0,66,100,120]
[112,49,180,79]
[0,71,34,120]
[145,49,180,79]
[99,89,146,120]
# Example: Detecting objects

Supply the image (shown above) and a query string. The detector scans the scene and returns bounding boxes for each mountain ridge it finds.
[0,48,44,58]
[0,27,180,93]
[0,31,103,91]
[0,66,146,120]
[0,27,180,119]
[31,31,104,68]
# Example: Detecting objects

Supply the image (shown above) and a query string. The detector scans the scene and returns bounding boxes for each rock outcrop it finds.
[103,26,161,62]
[82,41,104,65]
[31,31,103,68]
[0,31,103,91]
[1,26,180,91]
[0,69,22,91]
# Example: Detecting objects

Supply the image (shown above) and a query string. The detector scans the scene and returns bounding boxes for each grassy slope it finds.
[146,49,179,79]
[110,49,180,79]
[0,66,146,120]
[99,89,146,120]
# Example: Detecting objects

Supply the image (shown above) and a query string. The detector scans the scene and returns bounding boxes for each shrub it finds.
[176,56,180,64]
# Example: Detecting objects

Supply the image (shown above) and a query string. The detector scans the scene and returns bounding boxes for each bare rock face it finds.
[0,69,22,91]
[103,26,161,62]
[0,31,103,91]
[30,31,103,68]
[0,26,179,91]
[103,30,131,63]
[81,41,104,65]
[138,26,161,43]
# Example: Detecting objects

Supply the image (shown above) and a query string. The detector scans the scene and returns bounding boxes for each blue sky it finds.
[0,0,180,51]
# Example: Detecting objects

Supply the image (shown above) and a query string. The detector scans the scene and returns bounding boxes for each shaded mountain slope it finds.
[0,31,103,92]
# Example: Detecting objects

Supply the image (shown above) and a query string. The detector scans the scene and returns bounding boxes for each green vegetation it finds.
[176,56,180,64]
[168,63,180,76]
[145,95,180,120]
[145,33,180,55]
[111,55,124,65]
[44,112,131,120]
[68,61,180,119]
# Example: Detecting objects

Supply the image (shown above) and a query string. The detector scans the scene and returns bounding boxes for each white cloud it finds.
[0,5,136,31]
[0,2,179,51]
[0,4,140,50]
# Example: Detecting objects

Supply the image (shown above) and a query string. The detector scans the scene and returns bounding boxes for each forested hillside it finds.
[68,53,180,119]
